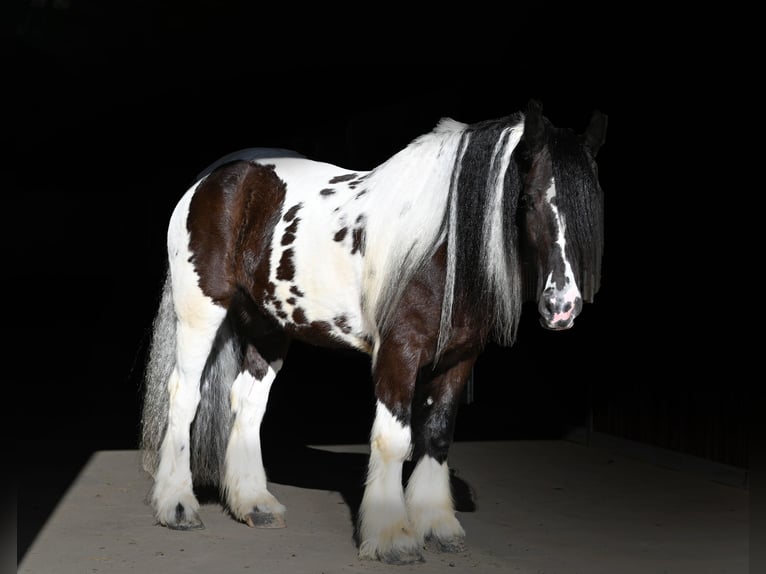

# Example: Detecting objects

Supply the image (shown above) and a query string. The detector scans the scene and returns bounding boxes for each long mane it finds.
[360,113,526,363]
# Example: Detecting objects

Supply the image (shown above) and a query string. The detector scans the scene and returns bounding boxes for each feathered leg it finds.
[358,340,422,564]
[223,342,287,528]
[406,358,475,553]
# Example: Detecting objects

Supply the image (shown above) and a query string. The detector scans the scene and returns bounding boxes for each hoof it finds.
[245,510,286,529]
[379,548,425,565]
[424,534,466,553]
[361,546,424,565]
[165,503,204,530]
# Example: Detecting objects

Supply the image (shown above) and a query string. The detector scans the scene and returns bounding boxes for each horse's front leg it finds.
[358,344,422,564]
[406,357,475,553]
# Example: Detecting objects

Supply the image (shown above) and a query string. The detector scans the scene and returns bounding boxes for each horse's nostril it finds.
[539,293,556,318]
[545,299,556,313]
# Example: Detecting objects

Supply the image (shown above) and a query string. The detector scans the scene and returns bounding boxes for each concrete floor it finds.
[18,441,748,574]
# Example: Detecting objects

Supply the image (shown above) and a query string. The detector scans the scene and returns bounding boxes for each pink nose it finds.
[552,308,573,323]
[539,288,582,328]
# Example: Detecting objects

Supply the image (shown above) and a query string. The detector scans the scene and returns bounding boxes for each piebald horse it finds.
[140,99,607,564]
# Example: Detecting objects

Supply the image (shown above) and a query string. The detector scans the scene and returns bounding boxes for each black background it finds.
[6,1,746,562]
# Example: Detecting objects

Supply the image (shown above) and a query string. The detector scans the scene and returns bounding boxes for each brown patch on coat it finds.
[351,214,366,255]
[351,228,365,255]
[281,218,300,246]
[292,307,307,324]
[333,315,353,334]
[329,173,358,184]
[244,341,270,380]
[283,203,302,222]
[277,248,295,281]
[334,227,348,242]
[187,161,286,305]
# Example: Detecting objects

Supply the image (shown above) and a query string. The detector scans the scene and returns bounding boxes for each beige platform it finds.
[19,441,748,573]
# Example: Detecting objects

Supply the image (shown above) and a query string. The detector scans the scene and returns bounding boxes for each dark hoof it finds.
[245,510,286,529]
[377,548,425,565]
[424,535,466,553]
[166,504,204,530]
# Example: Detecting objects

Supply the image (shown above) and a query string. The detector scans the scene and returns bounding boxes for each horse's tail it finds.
[190,313,240,486]
[140,270,176,477]
[140,268,240,487]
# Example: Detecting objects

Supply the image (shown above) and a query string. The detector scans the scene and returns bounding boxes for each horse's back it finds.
[194,147,307,182]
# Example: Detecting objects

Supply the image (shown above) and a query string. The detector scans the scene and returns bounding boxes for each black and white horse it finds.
[140,99,607,564]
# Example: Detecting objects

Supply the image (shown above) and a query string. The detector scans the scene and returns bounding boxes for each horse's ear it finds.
[524,99,547,153]
[583,110,608,156]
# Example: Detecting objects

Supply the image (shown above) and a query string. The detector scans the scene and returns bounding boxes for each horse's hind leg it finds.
[152,299,226,530]
[405,357,475,553]
[223,338,288,528]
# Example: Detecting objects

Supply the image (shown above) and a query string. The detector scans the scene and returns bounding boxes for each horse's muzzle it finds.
[538,291,582,331]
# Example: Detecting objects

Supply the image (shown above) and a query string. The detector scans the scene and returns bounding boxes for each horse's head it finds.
[520,100,607,331]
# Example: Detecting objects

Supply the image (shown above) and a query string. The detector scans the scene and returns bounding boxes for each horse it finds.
[139,99,607,564]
